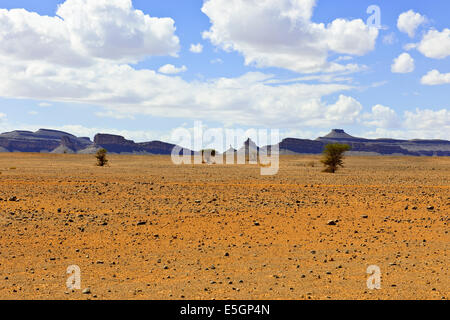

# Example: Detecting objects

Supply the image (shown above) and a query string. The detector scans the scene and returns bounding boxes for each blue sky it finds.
[0,0,449,145]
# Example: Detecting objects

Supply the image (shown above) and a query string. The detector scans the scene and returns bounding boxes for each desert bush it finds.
[96,148,108,167]
[321,143,351,173]
[307,161,315,167]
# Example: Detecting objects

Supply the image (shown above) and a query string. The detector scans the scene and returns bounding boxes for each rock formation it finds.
[0,128,449,156]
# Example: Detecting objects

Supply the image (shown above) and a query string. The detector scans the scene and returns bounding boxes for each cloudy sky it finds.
[0,0,449,143]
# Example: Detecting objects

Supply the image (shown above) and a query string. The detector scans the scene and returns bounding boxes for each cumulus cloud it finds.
[391,53,415,73]
[0,50,361,127]
[158,64,187,74]
[201,0,378,73]
[404,108,450,128]
[0,0,446,140]
[363,108,450,140]
[0,0,180,67]
[421,70,450,85]
[0,0,363,129]
[363,105,399,128]
[190,43,203,53]
[403,43,417,51]
[397,10,426,38]
[417,28,450,59]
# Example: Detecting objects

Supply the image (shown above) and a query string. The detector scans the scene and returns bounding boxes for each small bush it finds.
[321,143,351,173]
[96,148,108,167]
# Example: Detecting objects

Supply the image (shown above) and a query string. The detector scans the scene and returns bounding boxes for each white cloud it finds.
[363,108,450,140]
[0,50,360,127]
[0,0,180,67]
[0,0,447,141]
[403,43,417,51]
[201,0,378,73]
[0,3,360,129]
[190,43,203,53]
[266,74,353,84]
[334,56,353,62]
[421,69,450,85]
[38,102,52,107]
[397,10,426,38]
[158,64,187,74]
[391,53,415,73]
[363,105,399,128]
[404,108,450,132]
[417,28,450,59]
[320,95,362,125]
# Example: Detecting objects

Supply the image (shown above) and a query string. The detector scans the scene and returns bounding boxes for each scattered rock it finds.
[327,220,337,226]
[82,288,91,294]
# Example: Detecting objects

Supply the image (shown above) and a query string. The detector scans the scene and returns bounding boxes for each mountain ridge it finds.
[0,128,449,156]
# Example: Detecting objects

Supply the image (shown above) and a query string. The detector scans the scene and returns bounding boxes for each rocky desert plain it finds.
[0,153,448,300]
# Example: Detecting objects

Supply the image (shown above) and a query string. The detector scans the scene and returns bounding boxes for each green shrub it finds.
[95,148,108,167]
[321,143,351,173]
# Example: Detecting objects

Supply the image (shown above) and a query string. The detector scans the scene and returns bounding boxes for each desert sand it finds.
[0,153,448,300]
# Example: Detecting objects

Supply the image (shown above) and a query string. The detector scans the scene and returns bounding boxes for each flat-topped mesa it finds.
[1,127,449,156]
[0,128,93,153]
[137,140,177,155]
[94,133,135,146]
[93,133,141,153]
[316,129,370,144]
[320,129,358,140]
[34,129,77,139]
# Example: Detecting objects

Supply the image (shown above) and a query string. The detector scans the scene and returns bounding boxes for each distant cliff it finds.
[0,128,449,156]
[93,133,186,154]
[0,129,91,153]
[93,134,140,153]
[313,129,450,156]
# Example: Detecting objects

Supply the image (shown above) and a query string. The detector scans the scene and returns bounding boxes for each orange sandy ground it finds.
[0,153,448,300]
